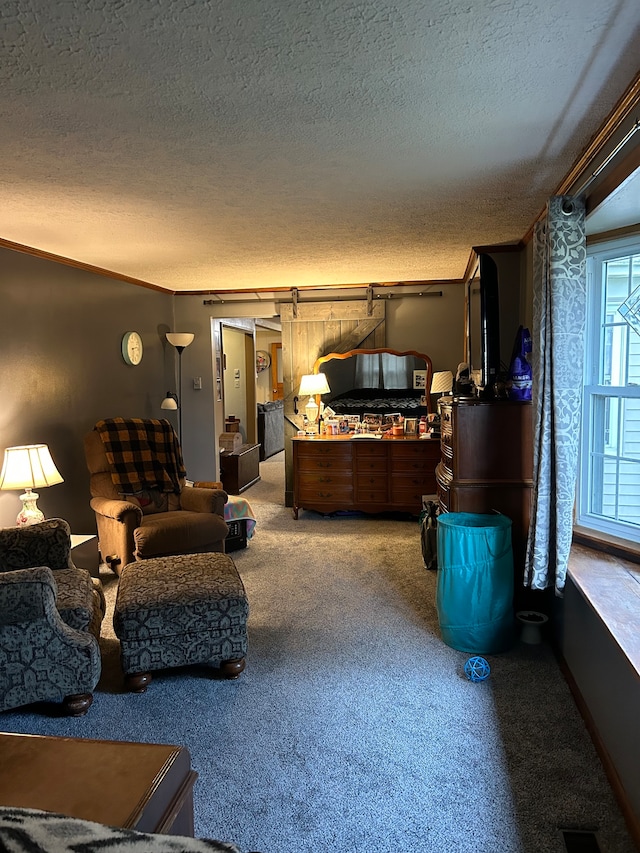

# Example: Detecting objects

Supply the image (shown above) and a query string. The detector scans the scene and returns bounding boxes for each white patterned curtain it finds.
[381,353,413,388]
[355,353,382,388]
[524,195,587,594]
[354,353,413,389]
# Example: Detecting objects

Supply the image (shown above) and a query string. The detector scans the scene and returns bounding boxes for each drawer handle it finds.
[317,462,333,468]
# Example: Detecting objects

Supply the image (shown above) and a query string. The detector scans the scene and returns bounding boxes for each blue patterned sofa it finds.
[0,518,105,715]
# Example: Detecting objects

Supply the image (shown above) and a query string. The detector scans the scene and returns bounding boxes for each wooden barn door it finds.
[281,299,385,507]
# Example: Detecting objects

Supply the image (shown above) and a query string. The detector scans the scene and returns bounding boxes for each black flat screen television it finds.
[466,253,501,397]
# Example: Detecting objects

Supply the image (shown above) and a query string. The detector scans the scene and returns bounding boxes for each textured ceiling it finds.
[1,1,639,293]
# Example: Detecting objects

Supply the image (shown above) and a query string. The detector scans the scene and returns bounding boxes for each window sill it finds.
[567,543,640,677]
[573,526,640,564]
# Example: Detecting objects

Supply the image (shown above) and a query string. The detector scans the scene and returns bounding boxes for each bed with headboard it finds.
[314,348,433,420]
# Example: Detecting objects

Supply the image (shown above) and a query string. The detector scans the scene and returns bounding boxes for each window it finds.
[578,236,640,544]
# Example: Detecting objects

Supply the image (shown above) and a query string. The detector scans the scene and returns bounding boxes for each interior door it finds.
[271,342,283,400]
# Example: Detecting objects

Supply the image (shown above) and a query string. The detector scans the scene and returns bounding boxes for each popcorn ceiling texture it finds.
[0,0,638,291]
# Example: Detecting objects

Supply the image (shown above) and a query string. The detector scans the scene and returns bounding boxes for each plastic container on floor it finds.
[436,512,515,654]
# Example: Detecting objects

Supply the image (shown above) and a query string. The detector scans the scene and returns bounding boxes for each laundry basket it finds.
[436,512,515,654]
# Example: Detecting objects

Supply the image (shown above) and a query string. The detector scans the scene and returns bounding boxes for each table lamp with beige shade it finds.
[0,444,64,526]
[430,370,454,398]
[297,373,331,426]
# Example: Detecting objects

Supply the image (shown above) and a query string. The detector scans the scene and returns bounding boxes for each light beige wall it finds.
[222,326,250,443]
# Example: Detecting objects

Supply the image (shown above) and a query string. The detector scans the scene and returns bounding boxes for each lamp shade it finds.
[431,370,454,395]
[161,392,179,410]
[166,333,195,348]
[0,444,64,491]
[298,373,331,396]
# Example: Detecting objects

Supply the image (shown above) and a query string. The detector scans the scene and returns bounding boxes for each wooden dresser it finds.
[292,435,439,518]
[436,397,533,571]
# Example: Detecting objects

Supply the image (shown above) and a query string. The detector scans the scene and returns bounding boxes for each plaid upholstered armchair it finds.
[0,518,105,715]
[84,418,228,574]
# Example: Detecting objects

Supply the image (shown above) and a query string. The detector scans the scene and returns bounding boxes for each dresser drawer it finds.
[355,457,388,472]
[440,448,453,477]
[356,487,389,503]
[356,473,388,491]
[298,471,352,488]
[393,457,436,474]
[392,470,436,498]
[437,484,450,514]
[390,441,435,459]
[296,443,352,472]
[391,486,425,505]
[297,482,353,502]
[435,461,452,512]
[440,431,454,455]
[296,441,351,460]
[353,442,385,457]
[439,405,453,429]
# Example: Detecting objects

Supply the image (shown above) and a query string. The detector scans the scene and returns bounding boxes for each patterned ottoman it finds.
[113,553,248,693]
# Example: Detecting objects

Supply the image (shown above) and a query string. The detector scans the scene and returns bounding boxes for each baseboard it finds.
[556,649,640,850]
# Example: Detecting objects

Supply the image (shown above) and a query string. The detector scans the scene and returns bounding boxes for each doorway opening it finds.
[221,325,256,445]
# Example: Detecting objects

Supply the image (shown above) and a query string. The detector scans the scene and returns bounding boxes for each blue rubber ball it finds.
[464,656,491,682]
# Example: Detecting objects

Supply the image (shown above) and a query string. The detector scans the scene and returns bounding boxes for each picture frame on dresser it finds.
[363,413,382,428]
[404,417,418,435]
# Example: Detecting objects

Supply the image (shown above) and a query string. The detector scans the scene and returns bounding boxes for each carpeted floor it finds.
[1,452,636,853]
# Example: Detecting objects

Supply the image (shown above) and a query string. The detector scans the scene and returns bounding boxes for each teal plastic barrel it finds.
[436,512,515,654]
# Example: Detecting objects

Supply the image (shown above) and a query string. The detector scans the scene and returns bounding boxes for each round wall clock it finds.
[256,350,271,373]
[122,331,144,365]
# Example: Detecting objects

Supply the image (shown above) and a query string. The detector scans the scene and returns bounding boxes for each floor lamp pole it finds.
[165,332,194,444]
[177,348,184,441]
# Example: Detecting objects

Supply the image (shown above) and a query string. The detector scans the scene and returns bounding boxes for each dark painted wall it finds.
[174,295,221,483]
[0,247,175,532]
[560,577,640,825]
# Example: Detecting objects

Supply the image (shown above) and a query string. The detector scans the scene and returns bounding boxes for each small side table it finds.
[70,534,100,578]
[220,443,261,494]
[0,733,197,836]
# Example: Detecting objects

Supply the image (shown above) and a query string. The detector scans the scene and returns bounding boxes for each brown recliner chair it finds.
[84,422,229,574]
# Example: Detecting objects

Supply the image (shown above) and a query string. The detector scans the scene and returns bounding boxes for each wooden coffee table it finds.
[0,733,197,836]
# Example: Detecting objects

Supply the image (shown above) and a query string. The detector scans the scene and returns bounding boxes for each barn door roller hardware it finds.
[202,286,443,307]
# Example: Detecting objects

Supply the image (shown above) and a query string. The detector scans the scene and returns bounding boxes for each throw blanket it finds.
[95,418,186,495]
[225,497,256,539]
[0,807,244,852]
